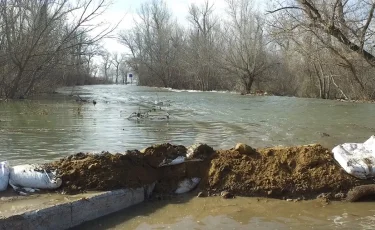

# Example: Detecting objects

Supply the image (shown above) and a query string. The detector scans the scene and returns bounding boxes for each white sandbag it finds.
[9,164,62,190]
[364,135,375,152]
[0,161,10,191]
[159,156,186,167]
[332,136,375,179]
[175,177,201,194]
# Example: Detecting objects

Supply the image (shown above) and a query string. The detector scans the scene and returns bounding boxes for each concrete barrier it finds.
[0,185,152,230]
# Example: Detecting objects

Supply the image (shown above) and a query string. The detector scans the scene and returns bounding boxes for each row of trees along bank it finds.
[119,0,375,100]
[0,0,117,99]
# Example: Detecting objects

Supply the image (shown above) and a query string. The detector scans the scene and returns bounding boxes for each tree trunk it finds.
[244,75,254,94]
[8,68,24,99]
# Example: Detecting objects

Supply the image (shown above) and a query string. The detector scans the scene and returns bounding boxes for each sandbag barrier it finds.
[1,140,375,200]
[0,143,213,196]
[0,163,62,195]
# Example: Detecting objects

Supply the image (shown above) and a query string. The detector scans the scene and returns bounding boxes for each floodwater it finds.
[76,195,375,230]
[1,84,374,165]
[1,84,375,229]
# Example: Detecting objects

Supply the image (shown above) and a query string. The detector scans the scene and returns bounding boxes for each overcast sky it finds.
[99,0,266,53]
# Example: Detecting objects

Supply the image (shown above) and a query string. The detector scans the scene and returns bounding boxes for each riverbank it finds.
[42,143,371,201]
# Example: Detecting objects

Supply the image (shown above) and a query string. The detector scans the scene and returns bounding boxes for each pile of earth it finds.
[44,151,158,194]
[44,143,371,199]
[44,143,213,194]
[203,144,372,199]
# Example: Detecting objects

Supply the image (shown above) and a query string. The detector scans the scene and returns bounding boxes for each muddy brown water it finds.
[76,195,375,230]
[1,85,375,229]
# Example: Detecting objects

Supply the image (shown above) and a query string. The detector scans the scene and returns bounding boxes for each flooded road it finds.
[1,84,374,165]
[1,85,375,229]
[76,196,375,230]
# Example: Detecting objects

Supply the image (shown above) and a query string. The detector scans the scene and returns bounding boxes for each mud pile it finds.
[45,143,370,199]
[205,144,371,199]
[45,143,212,194]
[45,151,158,194]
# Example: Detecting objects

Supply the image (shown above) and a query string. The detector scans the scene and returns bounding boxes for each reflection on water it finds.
[1,85,375,165]
[76,196,375,230]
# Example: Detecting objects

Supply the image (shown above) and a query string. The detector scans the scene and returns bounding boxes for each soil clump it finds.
[204,144,372,199]
[141,143,187,167]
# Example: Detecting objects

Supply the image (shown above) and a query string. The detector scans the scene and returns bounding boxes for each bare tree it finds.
[111,53,123,84]
[119,0,181,87]
[120,54,129,84]
[101,52,112,83]
[184,1,226,90]
[0,0,115,98]
[221,0,272,94]
[268,0,375,99]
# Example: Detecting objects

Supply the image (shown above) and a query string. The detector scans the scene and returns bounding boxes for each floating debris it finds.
[127,108,170,121]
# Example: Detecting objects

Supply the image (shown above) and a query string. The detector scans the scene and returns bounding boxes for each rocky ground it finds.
[44,143,372,200]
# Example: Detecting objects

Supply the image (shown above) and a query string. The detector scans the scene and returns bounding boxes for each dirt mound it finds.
[45,151,159,194]
[43,143,206,195]
[204,144,371,199]
[44,143,371,200]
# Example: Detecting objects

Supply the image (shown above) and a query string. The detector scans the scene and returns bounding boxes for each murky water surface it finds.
[77,196,375,230]
[1,85,375,229]
[1,85,374,164]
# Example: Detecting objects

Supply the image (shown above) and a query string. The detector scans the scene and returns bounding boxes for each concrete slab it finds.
[71,188,144,227]
[0,185,153,230]
[0,190,100,218]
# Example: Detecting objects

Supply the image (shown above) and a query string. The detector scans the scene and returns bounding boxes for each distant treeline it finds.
[119,0,375,100]
[2,0,374,100]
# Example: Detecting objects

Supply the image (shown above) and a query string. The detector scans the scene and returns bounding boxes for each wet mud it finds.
[44,143,372,200]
